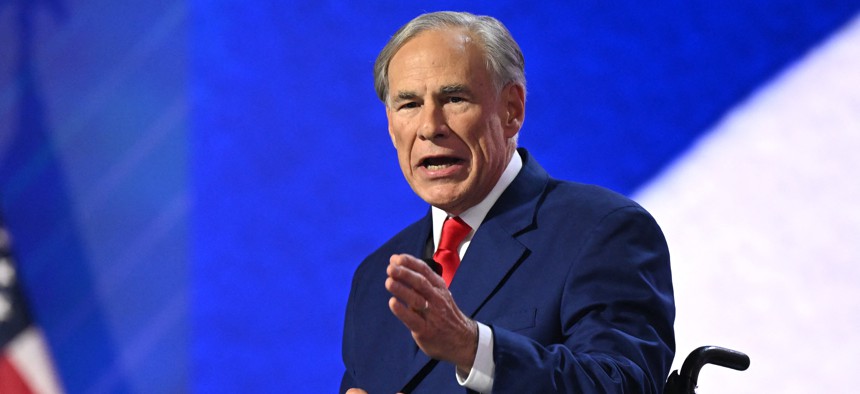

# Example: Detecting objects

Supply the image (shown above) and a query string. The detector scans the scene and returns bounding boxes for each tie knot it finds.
[435,216,472,287]
[439,216,471,251]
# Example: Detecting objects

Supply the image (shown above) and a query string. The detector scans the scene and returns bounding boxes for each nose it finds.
[417,103,448,141]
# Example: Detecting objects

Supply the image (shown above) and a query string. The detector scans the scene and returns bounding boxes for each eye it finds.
[399,102,419,110]
[448,96,464,103]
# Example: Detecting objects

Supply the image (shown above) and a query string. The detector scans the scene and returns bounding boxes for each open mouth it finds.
[420,156,465,171]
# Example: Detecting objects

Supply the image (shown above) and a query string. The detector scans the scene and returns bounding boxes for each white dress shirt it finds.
[430,150,523,393]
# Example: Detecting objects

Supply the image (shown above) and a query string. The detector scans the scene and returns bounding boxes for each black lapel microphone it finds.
[422,258,443,276]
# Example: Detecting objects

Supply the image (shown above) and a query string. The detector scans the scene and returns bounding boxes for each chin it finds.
[414,182,467,207]
[424,198,462,214]
[423,196,454,209]
[419,191,457,210]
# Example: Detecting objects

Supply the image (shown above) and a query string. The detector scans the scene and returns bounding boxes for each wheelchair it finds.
[664,346,750,394]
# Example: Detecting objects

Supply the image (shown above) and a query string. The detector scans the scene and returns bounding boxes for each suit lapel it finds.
[450,149,548,317]
[449,218,527,315]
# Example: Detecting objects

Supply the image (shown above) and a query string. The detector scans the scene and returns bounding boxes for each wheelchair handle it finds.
[665,345,750,394]
[680,345,750,384]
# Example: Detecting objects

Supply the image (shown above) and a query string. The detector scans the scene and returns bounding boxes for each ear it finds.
[501,83,525,138]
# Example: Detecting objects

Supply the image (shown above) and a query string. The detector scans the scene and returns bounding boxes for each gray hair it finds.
[373,11,526,103]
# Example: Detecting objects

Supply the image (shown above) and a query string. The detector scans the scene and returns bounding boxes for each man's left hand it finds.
[385,254,478,374]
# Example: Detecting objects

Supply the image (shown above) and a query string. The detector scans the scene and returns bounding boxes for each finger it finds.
[389,254,446,296]
[391,254,439,280]
[389,296,426,330]
[385,275,426,313]
[387,259,429,290]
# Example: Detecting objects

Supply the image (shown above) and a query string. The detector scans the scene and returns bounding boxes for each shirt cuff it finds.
[456,322,494,393]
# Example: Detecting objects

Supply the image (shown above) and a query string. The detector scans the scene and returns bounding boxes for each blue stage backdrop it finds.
[1,1,858,393]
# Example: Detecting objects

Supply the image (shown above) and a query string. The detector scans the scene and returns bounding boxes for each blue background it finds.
[0,1,857,392]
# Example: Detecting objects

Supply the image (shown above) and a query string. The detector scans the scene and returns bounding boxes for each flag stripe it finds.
[5,328,63,394]
[0,353,34,394]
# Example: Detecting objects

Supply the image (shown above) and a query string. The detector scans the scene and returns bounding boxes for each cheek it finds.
[389,127,414,164]
[474,129,502,155]
[388,126,407,149]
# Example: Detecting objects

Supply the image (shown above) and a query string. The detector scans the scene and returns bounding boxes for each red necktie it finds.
[434,217,472,287]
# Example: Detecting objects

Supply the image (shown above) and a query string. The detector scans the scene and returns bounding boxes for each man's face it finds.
[385,29,524,215]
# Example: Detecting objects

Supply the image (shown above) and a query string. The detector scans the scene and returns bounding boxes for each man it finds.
[341,11,674,393]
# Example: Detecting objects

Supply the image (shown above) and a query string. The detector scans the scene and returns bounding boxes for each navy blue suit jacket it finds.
[341,149,675,393]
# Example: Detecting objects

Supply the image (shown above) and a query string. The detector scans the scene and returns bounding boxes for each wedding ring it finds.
[412,299,429,314]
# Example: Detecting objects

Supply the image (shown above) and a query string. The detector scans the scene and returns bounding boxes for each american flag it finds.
[0,214,62,394]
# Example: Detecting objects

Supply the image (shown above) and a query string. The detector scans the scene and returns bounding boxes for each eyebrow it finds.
[440,84,471,95]
[394,91,419,102]
[393,84,472,102]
